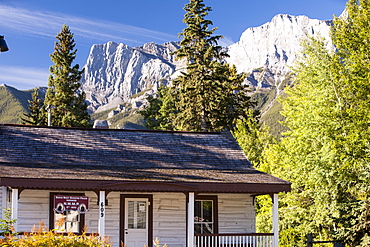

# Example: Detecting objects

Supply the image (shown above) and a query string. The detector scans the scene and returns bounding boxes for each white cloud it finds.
[0,66,49,90]
[0,4,177,46]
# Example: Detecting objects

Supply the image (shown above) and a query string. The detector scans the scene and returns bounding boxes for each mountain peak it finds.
[81,41,181,112]
[227,13,332,76]
[80,13,333,114]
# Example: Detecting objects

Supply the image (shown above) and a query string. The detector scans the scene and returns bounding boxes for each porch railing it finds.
[195,233,274,247]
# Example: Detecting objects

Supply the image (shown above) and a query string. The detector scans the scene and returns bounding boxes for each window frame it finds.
[49,192,86,234]
[194,195,218,234]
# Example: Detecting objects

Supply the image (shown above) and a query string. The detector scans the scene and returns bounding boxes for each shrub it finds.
[0,208,17,236]
[0,222,111,247]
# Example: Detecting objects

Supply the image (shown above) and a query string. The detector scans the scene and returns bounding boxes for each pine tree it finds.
[22,88,46,125]
[142,0,254,132]
[44,25,91,127]
[139,85,177,130]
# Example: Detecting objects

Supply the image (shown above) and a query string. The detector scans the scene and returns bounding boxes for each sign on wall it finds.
[54,195,89,214]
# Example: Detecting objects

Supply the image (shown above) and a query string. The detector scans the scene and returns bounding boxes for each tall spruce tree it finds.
[141,0,254,132]
[44,25,91,127]
[140,85,177,130]
[22,88,46,125]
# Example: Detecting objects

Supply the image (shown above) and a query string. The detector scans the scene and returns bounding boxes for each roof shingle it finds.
[0,124,290,193]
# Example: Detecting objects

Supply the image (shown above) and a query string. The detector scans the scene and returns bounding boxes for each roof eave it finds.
[0,177,291,194]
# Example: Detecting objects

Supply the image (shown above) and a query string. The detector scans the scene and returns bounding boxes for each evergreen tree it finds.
[22,88,46,125]
[140,85,177,130]
[141,0,254,132]
[44,25,91,127]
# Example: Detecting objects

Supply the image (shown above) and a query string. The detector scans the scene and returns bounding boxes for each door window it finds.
[127,201,147,229]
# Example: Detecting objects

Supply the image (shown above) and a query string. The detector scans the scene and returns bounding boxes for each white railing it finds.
[195,233,274,247]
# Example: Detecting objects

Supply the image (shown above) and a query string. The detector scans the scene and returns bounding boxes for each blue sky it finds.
[0,0,347,90]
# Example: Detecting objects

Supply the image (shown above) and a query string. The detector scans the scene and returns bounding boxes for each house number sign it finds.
[100,201,105,217]
[54,195,89,214]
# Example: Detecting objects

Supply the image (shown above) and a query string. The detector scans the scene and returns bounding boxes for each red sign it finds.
[54,195,89,214]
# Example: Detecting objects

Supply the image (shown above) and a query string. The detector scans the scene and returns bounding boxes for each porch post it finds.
[98,190,106,238]
[1,187,7,218]
[272,193,279,247]
[11,188,18,232]
[187,192,195,247]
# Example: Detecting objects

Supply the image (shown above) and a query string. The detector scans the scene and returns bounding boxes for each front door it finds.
[121,195,152,247]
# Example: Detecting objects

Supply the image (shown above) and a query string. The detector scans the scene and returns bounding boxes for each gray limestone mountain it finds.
[226,14,332,130]
[227,14,331,77]
[2,14,332,130]
[82,14,332,128]
[81,41,185,113]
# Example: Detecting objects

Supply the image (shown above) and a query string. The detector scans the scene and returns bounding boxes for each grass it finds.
[0,85,32,124]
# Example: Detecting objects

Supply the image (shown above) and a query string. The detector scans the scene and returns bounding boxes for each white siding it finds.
[218,194,255,233]
[17,190,51,231]
[14,190,256,247]
[106,192,187,247]
[153,193,187,247]
[103,192,120,247]
[83,191,99,233]
[1,186,7,218]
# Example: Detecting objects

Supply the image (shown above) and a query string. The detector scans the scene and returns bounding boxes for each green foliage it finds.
[233,113,277,168]
[252,88,289,137]
[22,89,46,125]
[139,85,177,130]
[0,208,17,236]
[175,0,226,64]
[255,195,273,234]
[258,2,370,244]
[264,37,347,246]
[44,25,91,128]
[335,198,370,246]
[141,0,255,132]
[260,100,287,138]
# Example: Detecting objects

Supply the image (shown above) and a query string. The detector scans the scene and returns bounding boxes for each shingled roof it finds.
[0,124,290,194]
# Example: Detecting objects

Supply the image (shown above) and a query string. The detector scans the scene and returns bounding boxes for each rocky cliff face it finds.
[81,14,333,113]
[227,14,332,90]
[81,41,184,112]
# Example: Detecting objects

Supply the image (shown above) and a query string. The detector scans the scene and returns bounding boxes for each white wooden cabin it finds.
[0,124,290,247]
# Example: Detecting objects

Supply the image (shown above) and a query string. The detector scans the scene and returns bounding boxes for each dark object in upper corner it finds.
[0,35,9,52]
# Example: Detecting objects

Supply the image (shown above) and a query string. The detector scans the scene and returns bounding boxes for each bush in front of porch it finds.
[0,222,111,247]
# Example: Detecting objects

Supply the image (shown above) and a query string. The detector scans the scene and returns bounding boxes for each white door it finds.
[124,198,149,247]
